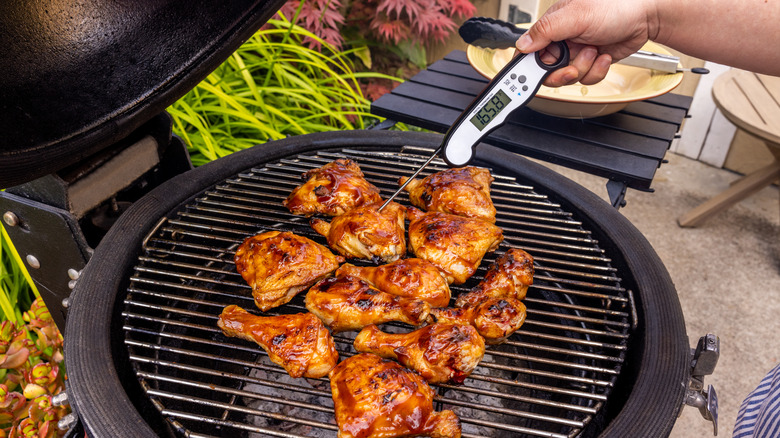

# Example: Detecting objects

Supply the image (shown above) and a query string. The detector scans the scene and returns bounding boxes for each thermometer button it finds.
[517,75,527,83]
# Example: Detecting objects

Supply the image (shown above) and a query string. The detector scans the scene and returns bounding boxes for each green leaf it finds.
[397,40,427,69]
[353,45,372,69]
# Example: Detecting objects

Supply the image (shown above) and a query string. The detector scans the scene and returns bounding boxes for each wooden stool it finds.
[678,70,780,227]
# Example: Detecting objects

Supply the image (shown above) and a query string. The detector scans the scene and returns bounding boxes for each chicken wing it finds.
[234,231,344,312]
[305,276,431,333]
[454,248,534,308]
[336,258,451,307]
[310,201,406,263]
[329,353,461,438]
[399,166,496,223]
[217,305,338,378]
[407,208,503,285]
[283,158,382,217]
[429,297,527,345]
[354,323,485,384]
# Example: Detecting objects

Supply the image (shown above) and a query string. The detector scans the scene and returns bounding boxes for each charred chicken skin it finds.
[399,166,496,223]
[234,231,344,312]
[305,276,431,333]
[283,158,382,217]
[335,258,451,308]
[217,305,338,378]
[354,323,485,384]
[329,353,462,438]
[407,208,503,285]
[429,297,527,345]
[454,248,534,308]
[311,201,406,263]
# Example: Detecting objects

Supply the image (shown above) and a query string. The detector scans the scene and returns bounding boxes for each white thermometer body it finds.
[442,43,569,167]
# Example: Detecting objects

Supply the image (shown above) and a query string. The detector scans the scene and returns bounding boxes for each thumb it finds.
[516,10,577,53]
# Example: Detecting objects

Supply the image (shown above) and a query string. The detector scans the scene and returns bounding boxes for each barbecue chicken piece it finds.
[218,305,338,378]
[234,231,344,312]
[354,323,485,384]
[310,201,406,263]
[454,248,534,308]
[330,353,461,438]
[429,297,527,344]
[305,276,431,333]
[407,208,503,285]
[399,166,496,223]
[283,158,382,217]
[336,258,451,307]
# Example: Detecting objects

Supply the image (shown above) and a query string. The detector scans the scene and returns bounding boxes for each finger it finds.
[543,66,579,87]
[569,45,598,80]
[579,54,613,85]
[516,7,583,54]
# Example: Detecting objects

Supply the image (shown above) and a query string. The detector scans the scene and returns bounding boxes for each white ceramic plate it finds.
[467,40,684,118]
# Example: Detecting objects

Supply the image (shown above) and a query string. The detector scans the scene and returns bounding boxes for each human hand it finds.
[516,0,658,86]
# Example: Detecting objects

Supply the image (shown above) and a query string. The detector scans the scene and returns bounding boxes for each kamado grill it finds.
[0,2,718,438]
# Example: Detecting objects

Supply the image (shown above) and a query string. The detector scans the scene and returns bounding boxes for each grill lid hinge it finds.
[682,333,720,435]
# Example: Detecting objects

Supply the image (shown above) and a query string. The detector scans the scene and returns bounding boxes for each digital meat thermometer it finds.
[379,41,570,211]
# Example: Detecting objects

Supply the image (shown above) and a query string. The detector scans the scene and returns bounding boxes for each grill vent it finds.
[123,147,631,438]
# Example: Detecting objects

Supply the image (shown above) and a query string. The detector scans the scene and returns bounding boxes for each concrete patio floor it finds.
[535,151,780,438]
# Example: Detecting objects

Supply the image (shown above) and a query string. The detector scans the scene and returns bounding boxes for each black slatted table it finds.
[370,50,693,208]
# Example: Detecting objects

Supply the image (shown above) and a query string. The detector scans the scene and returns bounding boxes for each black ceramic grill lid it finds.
[0,0,286,188]
[64,130,689,437]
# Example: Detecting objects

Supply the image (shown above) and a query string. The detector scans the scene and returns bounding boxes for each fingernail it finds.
[562,70,579,83]
[516,34,533,52]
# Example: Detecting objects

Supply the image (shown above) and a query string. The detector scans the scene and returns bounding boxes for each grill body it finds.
[64,131,688,437]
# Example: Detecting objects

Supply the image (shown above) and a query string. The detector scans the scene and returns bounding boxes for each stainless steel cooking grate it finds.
[123,146,633,438]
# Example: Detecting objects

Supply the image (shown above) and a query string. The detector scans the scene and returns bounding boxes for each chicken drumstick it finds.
[217,305,338,378]
[353,323,485,384]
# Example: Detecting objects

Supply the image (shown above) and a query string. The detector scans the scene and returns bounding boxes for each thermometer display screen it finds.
[469,89,512,131]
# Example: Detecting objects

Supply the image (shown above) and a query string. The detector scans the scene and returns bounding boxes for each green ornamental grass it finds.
[170,15,401,166]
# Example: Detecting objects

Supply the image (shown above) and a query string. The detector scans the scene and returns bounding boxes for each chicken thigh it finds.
[305,276,431,333]
[407,208,503,284]
[454,248,534,308]
[329,353,461,438]
[429,297,527,345]
[336,258,451,307]
[353,323,485,384]
[217,305,338,378]
[283,158,382,217]
[399,166,496,223]
[234,231,343,312]
[311,201,406,263]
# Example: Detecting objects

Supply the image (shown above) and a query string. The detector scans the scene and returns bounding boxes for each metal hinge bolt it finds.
[52,391,69,407]
[57,413,78,431]
[3,211,19,227]
[25,255,40,269]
